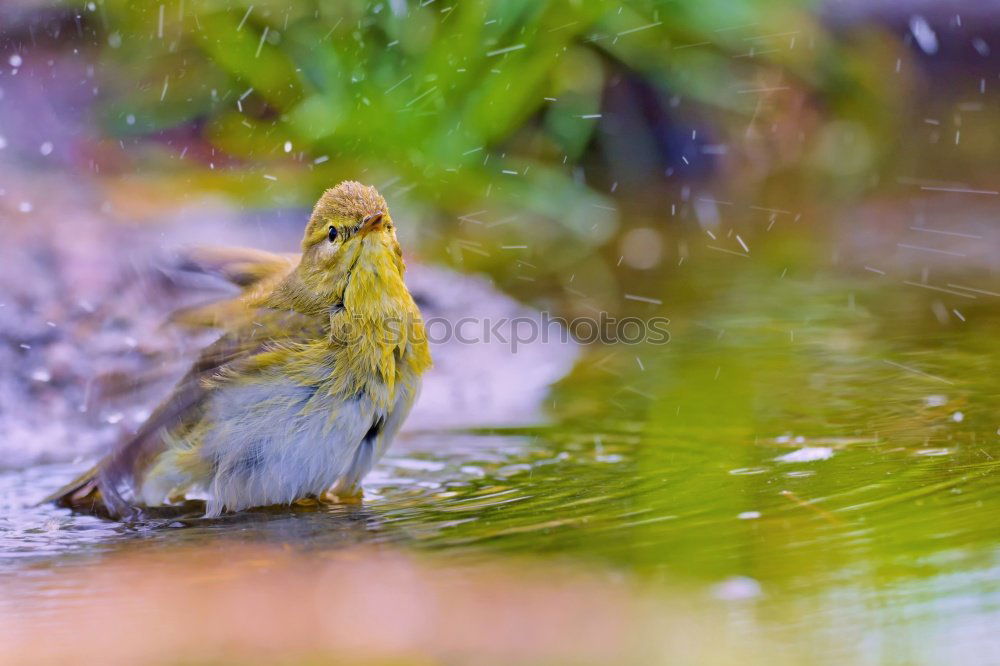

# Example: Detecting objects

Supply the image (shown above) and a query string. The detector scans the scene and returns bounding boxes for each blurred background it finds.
[1,1,999,664]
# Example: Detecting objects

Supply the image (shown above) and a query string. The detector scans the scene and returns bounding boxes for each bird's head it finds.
[299,181,403,279]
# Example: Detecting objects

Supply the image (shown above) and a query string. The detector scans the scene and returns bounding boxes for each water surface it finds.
[2,247,998,665]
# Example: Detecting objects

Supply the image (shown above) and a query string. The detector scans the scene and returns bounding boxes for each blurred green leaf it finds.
[92,0,895,292]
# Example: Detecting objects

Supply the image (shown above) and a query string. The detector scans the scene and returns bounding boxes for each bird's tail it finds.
[40,464,101,506]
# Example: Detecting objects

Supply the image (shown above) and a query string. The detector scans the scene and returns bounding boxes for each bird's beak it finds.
[358,211,385,234]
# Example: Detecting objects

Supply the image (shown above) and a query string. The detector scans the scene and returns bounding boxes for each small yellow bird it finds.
[49,181,431,518]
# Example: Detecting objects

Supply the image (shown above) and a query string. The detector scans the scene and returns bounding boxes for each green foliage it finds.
[92,0,896,290]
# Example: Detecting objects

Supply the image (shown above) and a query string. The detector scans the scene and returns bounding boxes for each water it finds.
[2,241,998,664]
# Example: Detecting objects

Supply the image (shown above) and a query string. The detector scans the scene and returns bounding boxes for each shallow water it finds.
[2,243,999,665]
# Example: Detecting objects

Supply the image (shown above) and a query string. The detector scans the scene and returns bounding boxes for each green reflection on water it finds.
[405,248,1000,581]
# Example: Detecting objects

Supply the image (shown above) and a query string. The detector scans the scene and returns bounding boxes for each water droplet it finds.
[30,369,51,383]
[775,447,833,463]
[729,467,768,475]
[909,15,938,55]
[924,394,948,407]
[620,227,663,269]
[711,576,763,601]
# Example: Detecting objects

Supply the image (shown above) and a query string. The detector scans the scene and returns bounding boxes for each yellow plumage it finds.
[49,181,431,518]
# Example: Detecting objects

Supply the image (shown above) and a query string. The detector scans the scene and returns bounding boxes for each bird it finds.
[47,181,432,518]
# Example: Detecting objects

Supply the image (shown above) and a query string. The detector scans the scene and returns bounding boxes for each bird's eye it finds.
[328,226,338,242]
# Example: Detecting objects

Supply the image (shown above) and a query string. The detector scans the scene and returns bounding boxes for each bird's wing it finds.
[54,305,328,515]
[168,246,301,328]
[176,245,300,289]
